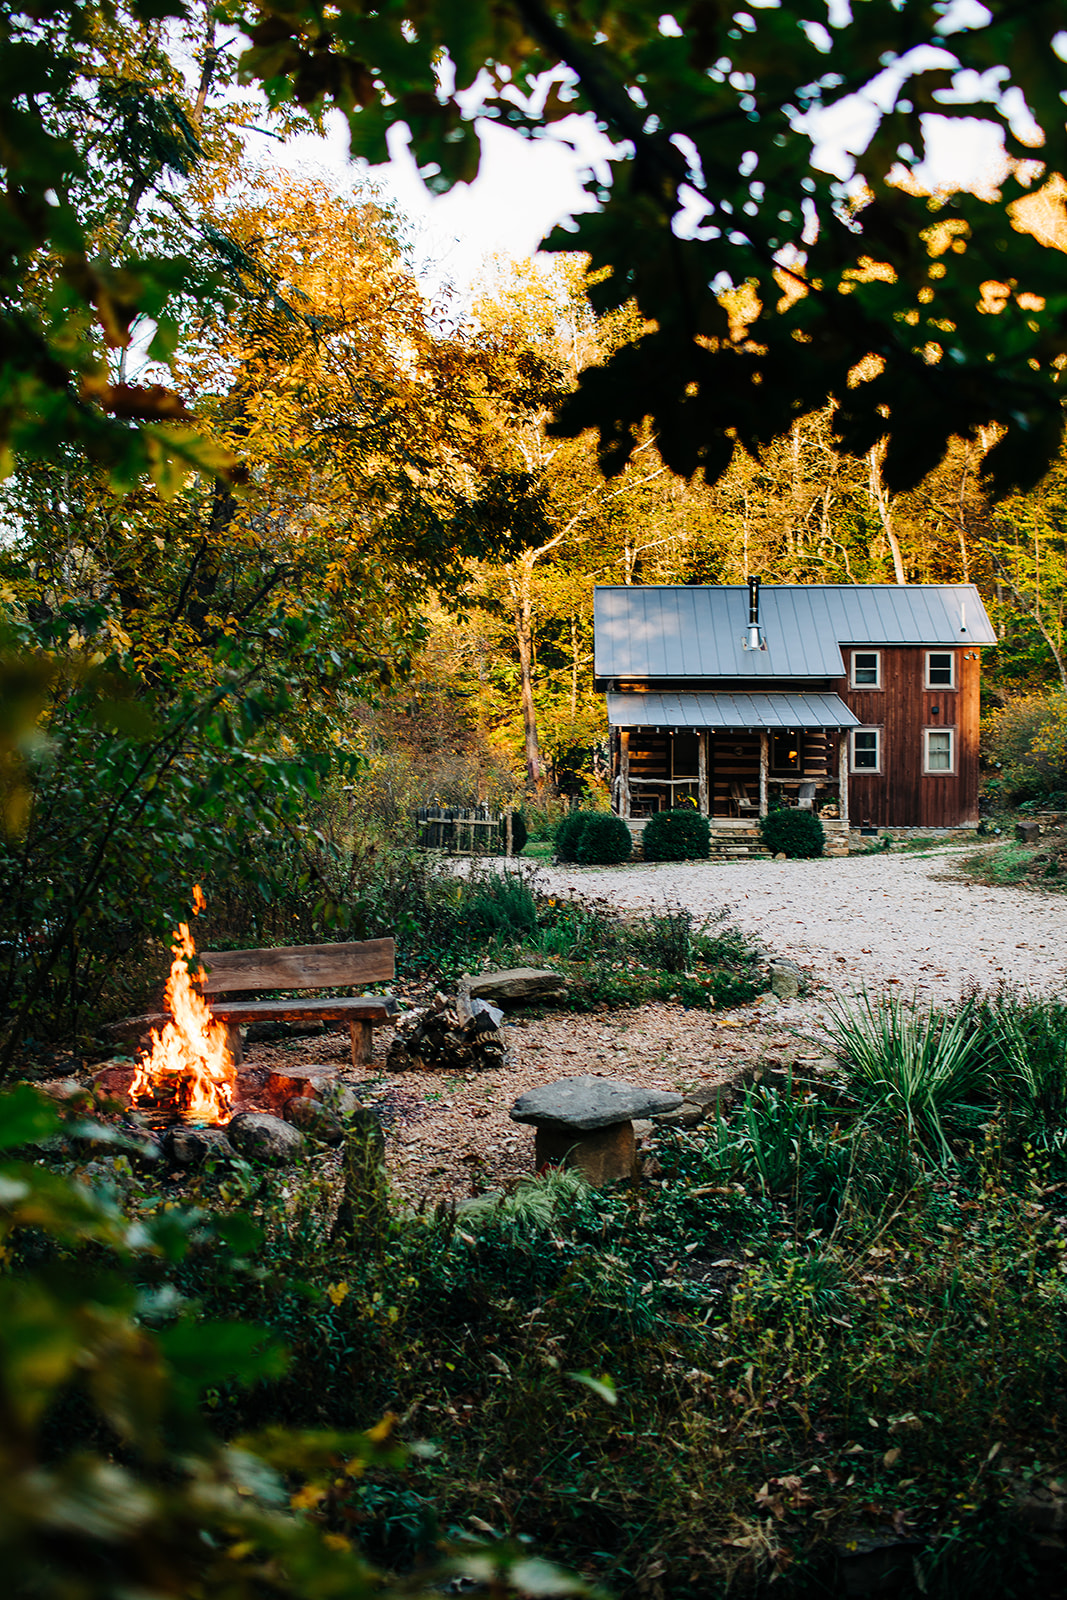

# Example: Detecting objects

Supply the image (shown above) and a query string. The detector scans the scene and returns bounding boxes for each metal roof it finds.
[594,584,996,681]
[606,691,859,729]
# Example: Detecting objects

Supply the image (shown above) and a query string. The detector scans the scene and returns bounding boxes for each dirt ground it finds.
[229,995,815,1205]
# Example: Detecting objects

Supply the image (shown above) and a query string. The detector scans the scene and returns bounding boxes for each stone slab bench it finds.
[510,1074,683,1185]
[112,938,396,1068]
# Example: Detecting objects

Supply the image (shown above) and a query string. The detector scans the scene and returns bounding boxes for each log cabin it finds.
[594,582,997,840]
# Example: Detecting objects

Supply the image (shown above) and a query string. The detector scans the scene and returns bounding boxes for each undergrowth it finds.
[41,985,1067,1598]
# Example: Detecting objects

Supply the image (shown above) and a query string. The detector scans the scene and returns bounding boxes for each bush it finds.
[642,807,710,861]
[507,809,528,855]
[758,806,825,859]
[983,692,1067,805]
[554,809,592,862]
[574,811,632,865]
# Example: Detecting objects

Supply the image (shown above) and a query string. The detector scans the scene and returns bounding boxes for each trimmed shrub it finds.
[507,810,528,855]
[574,812,632,865]
[555,809,592,862]
[642,807,711,861]
[758,807,825,859]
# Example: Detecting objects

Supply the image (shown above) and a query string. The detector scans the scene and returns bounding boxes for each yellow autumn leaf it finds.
[290,1483,325,1510]
[326,1281,349,1307]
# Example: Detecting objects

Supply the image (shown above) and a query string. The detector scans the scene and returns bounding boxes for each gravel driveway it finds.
[536,848,1067,1003]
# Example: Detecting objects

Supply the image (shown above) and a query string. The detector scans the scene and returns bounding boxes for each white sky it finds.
[259,94,1020,294]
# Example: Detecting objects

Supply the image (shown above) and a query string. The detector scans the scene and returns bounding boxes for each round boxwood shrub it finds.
[758,807,825,859]
[506,810,528,855]
[642,807,711,861]
[574,811,633,865]
[555,809,592,862]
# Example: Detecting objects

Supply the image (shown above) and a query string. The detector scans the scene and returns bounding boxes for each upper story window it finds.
[925,651,955,689]
[850,650,881,688]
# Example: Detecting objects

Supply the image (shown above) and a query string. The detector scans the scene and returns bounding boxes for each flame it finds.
[130,917,235,1124]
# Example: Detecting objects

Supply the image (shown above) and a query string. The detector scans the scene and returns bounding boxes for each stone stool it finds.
[510,1075,683,1185]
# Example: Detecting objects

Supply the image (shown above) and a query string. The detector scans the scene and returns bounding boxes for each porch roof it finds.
[606,690,860,730]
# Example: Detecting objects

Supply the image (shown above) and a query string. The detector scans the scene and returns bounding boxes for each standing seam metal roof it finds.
[594,584,996,680]
[606,691,859,729]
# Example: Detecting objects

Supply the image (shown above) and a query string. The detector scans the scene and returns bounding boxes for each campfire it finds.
[129,891,236,1124]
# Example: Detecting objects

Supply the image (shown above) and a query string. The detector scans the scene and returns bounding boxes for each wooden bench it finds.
[111,938,396,1068]
[199,939,396,1067]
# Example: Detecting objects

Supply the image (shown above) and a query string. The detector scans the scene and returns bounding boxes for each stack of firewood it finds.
[386,986,508,1073]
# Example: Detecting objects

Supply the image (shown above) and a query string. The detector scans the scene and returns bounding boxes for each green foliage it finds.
[554,809,592,862]
[641,807,710,862]
[460,869,537,938]
[983,694,1067,804]
[573,812,631,865]
[757,807,825,859]
[0,1090,418,1600]
[508,809,528,855]
[238,2,1067,501]
[823,993,992,1164]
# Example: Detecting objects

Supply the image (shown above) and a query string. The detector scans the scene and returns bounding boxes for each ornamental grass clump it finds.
[642,807,710,861]
[823,992,990,1164]
[757,806,825,858]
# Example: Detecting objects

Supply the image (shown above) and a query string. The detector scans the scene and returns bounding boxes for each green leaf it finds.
[0,1086,59,1152]
[566,1369,617,1406]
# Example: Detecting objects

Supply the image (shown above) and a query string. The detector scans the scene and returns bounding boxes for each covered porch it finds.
[606,691,860,830]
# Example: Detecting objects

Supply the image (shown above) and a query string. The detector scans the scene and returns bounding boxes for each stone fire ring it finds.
[510,1075,683,1186]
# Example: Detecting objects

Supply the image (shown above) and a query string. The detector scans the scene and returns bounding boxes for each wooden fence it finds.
[413,806,515,855]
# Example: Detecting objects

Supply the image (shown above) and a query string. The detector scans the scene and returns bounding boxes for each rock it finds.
[163,1124,235,1166]
[632,1118,654,1138]
[466,968,568,1005]
[652,1101,705,1128]
[833,1530,921,1597]
[266,1063,341,1102]
[1016,820,1042,845]
[535,1120,636,1186]
[321,1084,364,1118]
[37,1077,89,1103]
[510,1075,683,1132]
[91,1062,137,1104]
[769,962,801,1001]
[283,1096,345,1144]
[227,1112,306,1164]
[774,851,788,861]
[687,1083,735,1114]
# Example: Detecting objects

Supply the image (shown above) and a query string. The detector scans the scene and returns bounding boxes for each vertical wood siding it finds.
[840,645,981,826]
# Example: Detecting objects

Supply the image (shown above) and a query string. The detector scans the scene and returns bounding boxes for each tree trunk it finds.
[513,556,543,790]
[868,444,906,585]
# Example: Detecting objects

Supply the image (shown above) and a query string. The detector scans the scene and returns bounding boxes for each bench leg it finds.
[224,1023,243,1067]
[349,1020,373,1068]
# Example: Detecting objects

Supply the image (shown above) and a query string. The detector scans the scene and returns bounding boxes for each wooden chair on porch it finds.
[729,781,758,816]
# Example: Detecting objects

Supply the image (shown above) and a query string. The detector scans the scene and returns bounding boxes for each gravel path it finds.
[535,848,1067,1004]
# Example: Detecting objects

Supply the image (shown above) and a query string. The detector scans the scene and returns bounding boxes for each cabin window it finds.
[925,651,955,688]
[851,650,881,688]
[924,728,955,773]
[770,732,800,773]
[850,727,881,772]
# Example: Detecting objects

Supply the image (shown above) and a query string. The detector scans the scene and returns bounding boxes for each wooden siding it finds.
[839,645,981,827]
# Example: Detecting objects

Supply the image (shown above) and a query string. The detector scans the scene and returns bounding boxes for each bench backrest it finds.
[197,938,395,997]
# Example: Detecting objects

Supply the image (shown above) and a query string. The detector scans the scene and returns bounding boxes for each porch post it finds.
[698,731,709,816]
[620,729,631,818]
[837,730,850,833]
[759,731,769,817]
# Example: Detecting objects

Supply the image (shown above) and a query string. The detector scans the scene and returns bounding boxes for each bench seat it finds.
[111,938,397,1069]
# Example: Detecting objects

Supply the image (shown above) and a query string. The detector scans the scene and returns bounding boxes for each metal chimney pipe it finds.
[746,575,762,651]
